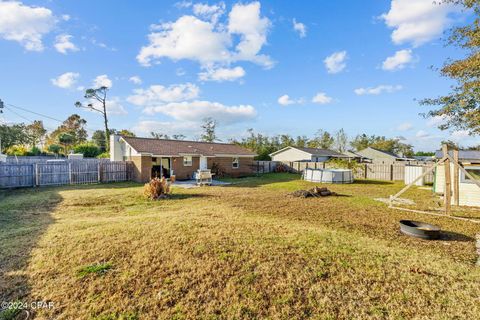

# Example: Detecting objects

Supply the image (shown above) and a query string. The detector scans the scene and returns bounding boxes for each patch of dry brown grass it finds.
[1,175,479,319]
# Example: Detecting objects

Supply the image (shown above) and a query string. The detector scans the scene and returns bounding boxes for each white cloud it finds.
[293,18,306,38]
[54,34,79,54]
[381,0,460,47]
[127,83,200,106]
[61,14,70,21]
[451,130,470,140]
[198,66,245,82]
[51,72,79,89]
[133,120,200,136]
[0,1,56,51]
[354,84,403,95]
[193,2,225,23]
[396,122,413,131]
[427,114,450,127]
[143,100,256,125]
[415,130,431,139]
[137,1,272,69]
[129,76,142,85]
[228,2,272,67]
[311,92,333,104]
[278,94,296,106]
[382,49,413,71]
[93,74,113,88]
[324,51,347,74]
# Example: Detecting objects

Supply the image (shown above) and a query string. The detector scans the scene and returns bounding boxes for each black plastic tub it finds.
[399,220,441,240]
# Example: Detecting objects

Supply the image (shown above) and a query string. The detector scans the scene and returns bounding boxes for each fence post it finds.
[35,163,39,186]
[268,161,271,173]
[32,164,35,187]
[364,164,368,179]
[69,163,72,184]
[390,164,394,181]
[98,162,101,182]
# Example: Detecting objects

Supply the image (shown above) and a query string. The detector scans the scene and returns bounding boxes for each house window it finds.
[461,166,480,183]
[232,157,239,169]
[183,156,193,166]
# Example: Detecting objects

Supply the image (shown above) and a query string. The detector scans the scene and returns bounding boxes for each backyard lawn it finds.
[1,173,479,319]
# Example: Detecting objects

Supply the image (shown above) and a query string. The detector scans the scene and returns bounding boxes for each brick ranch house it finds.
[110,135,257,182]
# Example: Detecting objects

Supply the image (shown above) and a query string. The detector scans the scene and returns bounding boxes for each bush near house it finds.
[73,142,101,158]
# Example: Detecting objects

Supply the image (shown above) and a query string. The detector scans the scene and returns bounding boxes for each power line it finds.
[6,103,64,123]
[4,105,32,122]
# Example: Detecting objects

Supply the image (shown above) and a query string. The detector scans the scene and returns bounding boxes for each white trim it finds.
[214,154,255,157]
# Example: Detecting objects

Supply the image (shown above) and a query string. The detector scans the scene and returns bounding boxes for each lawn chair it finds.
[195,169,213,186]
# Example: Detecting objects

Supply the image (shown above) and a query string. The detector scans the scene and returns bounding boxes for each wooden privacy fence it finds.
[0,161,133,188]
[254,161,435,183]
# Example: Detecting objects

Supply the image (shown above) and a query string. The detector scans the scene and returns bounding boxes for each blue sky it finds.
[0,0,478,151]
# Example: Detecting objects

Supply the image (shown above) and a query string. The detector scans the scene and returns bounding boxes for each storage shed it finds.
[434,150,480,207]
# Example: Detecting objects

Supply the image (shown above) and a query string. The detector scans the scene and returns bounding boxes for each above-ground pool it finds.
[302,168,354,184]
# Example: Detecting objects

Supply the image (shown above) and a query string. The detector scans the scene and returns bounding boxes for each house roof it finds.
[343,150,371,159]
[435,150,480,161]
[121,136,256,157]
[357,147,403,159]
[269,146,348,157]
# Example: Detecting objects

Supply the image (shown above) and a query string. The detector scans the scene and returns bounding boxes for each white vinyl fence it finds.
[253,160,435,183]
[0,160,132,188]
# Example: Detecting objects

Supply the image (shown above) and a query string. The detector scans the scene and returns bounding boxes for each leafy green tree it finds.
[73,142,101,158]
[75,86,110,150]
[151,132,170,139]
[118,129,136,137]
[334,128,348,153]
[0,123,28,152]
[92,130,106,151]
[48,144,62,156]
[201,118,218,142]
[308,129,334,149]
[25,120,46,146]
[48,114,87,147]
[421,0,480,134]
[58,133,75,155]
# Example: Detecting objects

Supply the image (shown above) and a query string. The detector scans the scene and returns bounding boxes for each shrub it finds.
[275,163,289,173]
[144,177,171,200]
[48,144,62,155]
[73,143,101,158]
[97,152,110,159]
[211,162,227,178]
[326,158,363,175]
[5,145,28,156]
[27,146,41,156]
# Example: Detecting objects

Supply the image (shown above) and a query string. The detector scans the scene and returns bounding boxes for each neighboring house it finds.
[343,150,371,162]
[356,147,412,164]
[269,146,348,162]
[110,135,256,182]
[434,150,480,207]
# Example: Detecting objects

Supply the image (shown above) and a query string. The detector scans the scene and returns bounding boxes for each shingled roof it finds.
[121,136,256,157]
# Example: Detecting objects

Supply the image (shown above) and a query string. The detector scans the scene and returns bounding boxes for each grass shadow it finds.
[439,230,475,242]
[353,179,395,185]
[0,188,60,312]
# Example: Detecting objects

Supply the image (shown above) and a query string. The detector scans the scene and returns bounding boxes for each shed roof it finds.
[435,150,480,161]
[121,136,256,157]
[269,146,348,157]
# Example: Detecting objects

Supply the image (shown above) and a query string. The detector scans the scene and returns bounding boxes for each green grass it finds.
[77,262,113,278]
[0,175,479,319]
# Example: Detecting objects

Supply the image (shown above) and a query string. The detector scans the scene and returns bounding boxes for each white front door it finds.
[199,156,208,170]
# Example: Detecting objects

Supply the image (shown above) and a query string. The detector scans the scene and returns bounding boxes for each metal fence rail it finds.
[0,161,132,188]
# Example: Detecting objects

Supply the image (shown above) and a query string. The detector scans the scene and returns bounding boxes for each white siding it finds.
[434,163,480,207]
[271,148,312,162]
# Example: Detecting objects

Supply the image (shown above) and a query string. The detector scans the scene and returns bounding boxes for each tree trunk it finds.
[103,98,110,152]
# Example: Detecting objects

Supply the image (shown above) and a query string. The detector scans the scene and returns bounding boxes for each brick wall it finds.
[208,157,254,177]
[130,155,152,183]
[172,156,200,180]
